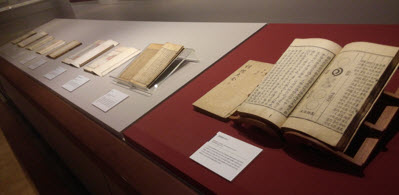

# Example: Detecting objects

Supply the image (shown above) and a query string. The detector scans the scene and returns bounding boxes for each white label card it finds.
[44,67,66,80]
[92,89,128,112]
[28,59,47,70]
[62,75,90,92]
[190,132,262,181]
[19,53,38,64]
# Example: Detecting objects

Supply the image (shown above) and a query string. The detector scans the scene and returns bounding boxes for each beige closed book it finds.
[131,43,183,87]
[118,43,163,81]
[37,40,65,55]
[84,47,140,76]
[118,42,183,88]
[193,60,273,119]
[11,31,36,44]
[26,36,54,51]
[47,40,82,59]
[17,31,48,48]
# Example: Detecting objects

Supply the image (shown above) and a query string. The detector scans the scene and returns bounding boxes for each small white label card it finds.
[190,132,262,181]
[62,75,90,92]
[92,89,128,112]
[44,67,66,80]
[19,53,38,64]
[28,58,47,70]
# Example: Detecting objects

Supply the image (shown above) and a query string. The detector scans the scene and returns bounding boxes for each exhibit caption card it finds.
[62,75,90,92]
[44,67,66,80]
[92,89,128,112]
[190,132,262,181]
[28,59,47,70]
[19,53,38,64]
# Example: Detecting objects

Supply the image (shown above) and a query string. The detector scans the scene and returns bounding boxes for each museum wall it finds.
[0,0,75,45]
[71,0,399,24]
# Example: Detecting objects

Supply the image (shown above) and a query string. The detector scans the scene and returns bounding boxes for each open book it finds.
[194,38,399,151]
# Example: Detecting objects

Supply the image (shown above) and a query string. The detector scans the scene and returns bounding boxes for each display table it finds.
[1,21,399,194]
[0,19,264,136]
[123,24,399,194]
[0,19,264,194]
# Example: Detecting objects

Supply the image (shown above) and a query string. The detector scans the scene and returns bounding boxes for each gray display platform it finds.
[0,19,265,136]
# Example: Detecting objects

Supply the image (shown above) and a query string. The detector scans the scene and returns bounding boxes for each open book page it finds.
[237,38,341,127]
[118,43,162,81]
[193,61,273,118]
[284,42,399,150]
[84,47,140,76]
[93,48,140,77]
[131,43,184,88]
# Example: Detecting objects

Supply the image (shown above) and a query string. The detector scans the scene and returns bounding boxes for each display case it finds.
[1,2,399,194]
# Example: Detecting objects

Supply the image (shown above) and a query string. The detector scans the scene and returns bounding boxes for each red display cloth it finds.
[123,24,399,194]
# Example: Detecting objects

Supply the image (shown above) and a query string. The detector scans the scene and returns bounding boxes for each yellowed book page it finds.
[17,31,47,47]
[11,31,36,44]
[26,35,54,51]
[94,48,140,76]
[193,61,273,118]
[131,43,184,87]
[118,43,162,81]
[237,38,341,127]
[284,42,399,150]
[47,40,82,59]
[84,47,127,73]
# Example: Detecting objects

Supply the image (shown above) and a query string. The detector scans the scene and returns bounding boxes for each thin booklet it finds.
[11,31,36,44]
[26,35,54,51]
[17,31,48,48]
[194,38,399,152]
[47,40,82,59]
[36,40,65,55]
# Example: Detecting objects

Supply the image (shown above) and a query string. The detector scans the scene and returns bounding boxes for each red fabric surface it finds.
[124,24,399,194]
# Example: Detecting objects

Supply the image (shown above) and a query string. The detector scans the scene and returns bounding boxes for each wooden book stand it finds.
[232,88,399,168]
